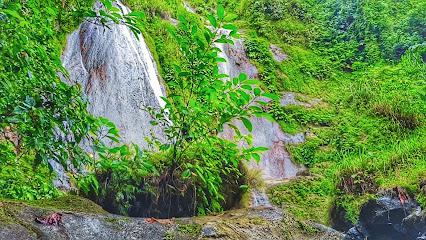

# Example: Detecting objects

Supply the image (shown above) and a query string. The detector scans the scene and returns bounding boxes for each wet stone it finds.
[201,222,224,238]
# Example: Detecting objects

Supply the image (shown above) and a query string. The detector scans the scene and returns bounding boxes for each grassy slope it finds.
[131,0,425,225]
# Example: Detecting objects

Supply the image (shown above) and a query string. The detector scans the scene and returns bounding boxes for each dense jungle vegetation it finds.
[1,0,425,227]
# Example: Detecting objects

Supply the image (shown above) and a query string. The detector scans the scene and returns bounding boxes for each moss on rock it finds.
[26,195,107,215]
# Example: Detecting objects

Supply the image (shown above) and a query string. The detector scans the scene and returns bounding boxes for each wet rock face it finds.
[214,30,304,180]
[215,29,259,80]
[269,44,289,63]
[61,1,166,150]
[330,205,354,232]
[344,195,426,240]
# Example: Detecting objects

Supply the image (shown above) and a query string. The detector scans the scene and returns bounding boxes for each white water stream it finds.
[117,1,166,109]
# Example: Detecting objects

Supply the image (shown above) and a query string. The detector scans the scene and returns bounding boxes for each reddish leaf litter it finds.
[36,213,63,226]
[398,193,410,206]
[394,187,411,206]
[145,217,175,225]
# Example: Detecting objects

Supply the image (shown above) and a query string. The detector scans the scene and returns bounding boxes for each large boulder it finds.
[344,195,426,240]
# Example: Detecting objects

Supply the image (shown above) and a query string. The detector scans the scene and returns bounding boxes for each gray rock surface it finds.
[215,29,259,80]
[0,198,344,240]
[214,30,305,180]
[280,91,322,108]
[344,195,426,240]
[221,117,306,180]
[269,44,289,63]
[61,1,167,151]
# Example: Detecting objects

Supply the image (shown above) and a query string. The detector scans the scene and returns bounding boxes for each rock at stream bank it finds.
[344,195,426,240]
[0,196,343,240]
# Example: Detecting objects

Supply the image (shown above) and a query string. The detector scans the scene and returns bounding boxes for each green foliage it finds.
[0,0,147,202]
[244,35,279,92]
[163,232,176,240]
[318,0,426,62]
[0,154,62,201]
[269,177,334,225]
[0,0,95,201]
[178,224,202,234]
[144,8,276,214]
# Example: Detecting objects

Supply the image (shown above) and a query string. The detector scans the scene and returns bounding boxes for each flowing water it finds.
[251,190,272,207]
[56,1,168,190]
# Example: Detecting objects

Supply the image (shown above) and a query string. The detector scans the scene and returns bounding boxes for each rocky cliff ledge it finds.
[0,196,343,240]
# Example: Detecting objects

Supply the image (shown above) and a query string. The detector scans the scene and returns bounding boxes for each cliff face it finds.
[214,29,305,180]
[61,1,167,151]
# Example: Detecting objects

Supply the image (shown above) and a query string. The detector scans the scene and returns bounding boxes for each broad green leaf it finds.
[254,88,261,96]
[223,24,237,31]
[254,147,269,151]
[217,5,224,20]
[208,15,217,28]
[252,153,261,162]
[182,169,191,179]
[262,93,280,101]
[241,117,253,132]
[107,135,120,143]
[223,13,239,22]
[244,79,262,85]
[233,77,238,85]
[241,85,252,90]
[262,112,275,122]
[239,73,247,81]
[127,11,146,18]
[110,7,120,12]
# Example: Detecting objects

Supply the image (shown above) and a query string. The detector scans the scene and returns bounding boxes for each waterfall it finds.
[116,1,166,109]
[61,1,167,151]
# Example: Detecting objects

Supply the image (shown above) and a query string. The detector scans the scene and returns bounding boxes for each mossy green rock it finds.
[0,196,343,239]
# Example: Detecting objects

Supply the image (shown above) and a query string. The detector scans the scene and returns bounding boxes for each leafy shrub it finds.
[0,0,147,201]
[0,153,62,200]
[142,9,277,214]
